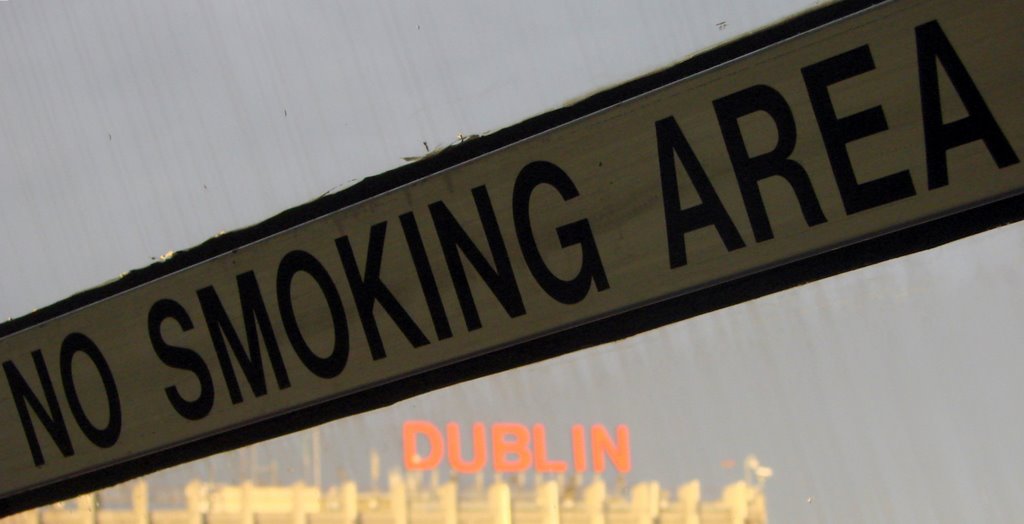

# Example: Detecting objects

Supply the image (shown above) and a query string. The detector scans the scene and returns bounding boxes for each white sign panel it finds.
[1,0,1020,504]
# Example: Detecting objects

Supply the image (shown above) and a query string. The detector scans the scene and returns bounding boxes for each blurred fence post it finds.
[240,482,254,524]
[341,482,358,524]
[438,481,457,524]
[133,482,149,524]
[720,482,747,524]
[388,472,407,524]
[184,481,204,524]
[75,494,96,524]
[583,478,605,524]
[677,481,699,524]
[487,482,510,524]
[537,480,559,524]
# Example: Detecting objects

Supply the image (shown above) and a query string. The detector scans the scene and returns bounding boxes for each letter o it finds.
[59,333,122,449]
[277,250,350,378]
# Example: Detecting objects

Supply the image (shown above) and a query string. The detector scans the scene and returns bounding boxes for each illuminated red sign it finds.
[402,421,631,474]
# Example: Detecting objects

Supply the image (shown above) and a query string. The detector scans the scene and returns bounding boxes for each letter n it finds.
[3,351,75,466]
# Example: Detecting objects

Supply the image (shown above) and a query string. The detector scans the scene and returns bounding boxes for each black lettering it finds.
[429,186,525,331]
[197,272,289,404]
[59,333,121,449]
[656,116,745,268]
[148,299,215,420]
[277,250,349,376]
[803,45,916,214]
[336,222,430,360]
[714,85,827,241]
[916,20,1019,188]
[400,212,453,341]
[513,161,609,303]
[3,351,74,466]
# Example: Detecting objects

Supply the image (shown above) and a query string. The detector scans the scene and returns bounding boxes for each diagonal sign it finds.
[1,0,1021,512]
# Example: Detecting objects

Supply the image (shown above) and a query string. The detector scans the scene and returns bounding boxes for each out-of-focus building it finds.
[1,467,768,524]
